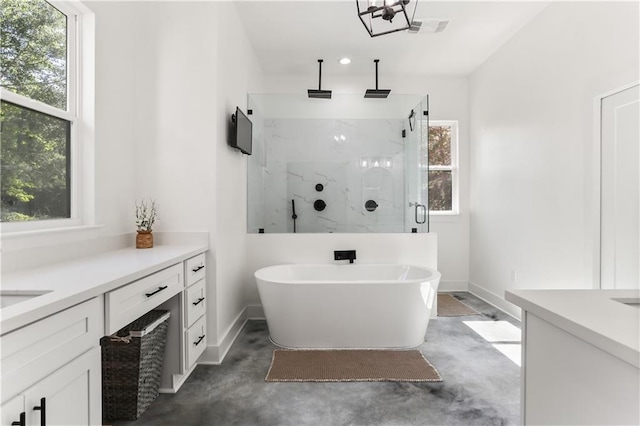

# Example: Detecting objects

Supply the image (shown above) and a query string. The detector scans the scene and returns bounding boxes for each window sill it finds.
[1,224,103,239]
[429,212,460,224]
[1,224,105,252]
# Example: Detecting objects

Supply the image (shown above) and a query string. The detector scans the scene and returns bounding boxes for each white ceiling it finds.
[235,1,549,77]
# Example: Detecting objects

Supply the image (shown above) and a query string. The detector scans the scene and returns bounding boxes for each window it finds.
[421,120,458,214]
[1,0,80,226]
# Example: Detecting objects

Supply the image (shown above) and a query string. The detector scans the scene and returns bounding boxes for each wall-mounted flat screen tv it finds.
[230,106,252,155]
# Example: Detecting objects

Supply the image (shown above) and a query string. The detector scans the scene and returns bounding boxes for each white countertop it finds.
[506,289,640,368]
[1,244,208,334]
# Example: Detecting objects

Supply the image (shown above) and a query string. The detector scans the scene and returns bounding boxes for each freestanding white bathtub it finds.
[254,264,440,349]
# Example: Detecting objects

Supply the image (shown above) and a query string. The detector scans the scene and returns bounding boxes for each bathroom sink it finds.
[612,297,640,310]
[0,291,52,309]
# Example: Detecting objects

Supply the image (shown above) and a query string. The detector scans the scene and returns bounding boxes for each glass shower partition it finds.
[247,93,429,234]
[403,96,429,233]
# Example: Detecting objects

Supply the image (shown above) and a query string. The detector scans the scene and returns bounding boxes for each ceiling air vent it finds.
[408,20,422,33]
[408,19,450,34]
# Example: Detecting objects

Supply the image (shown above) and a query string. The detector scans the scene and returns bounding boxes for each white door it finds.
[600,83,640,289]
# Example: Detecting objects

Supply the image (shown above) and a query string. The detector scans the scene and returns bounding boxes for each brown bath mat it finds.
[265,349,442,382]
[438,294,480,317]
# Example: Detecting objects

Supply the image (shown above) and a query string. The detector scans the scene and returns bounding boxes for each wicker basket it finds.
[101,310,170,421]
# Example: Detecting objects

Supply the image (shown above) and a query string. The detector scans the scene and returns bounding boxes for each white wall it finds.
[87,1,263,356]
[214,1,264,351]
[260,75,470,290]
[91,4,137,237]
[468,1,640,317]
[90,0,221,344]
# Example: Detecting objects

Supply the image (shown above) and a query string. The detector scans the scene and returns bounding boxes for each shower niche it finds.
[247,94,430,233]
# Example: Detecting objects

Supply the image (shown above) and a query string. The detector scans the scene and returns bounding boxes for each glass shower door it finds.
[403,97,429,233]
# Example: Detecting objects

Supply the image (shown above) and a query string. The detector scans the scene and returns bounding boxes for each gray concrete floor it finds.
[113,292,521,426]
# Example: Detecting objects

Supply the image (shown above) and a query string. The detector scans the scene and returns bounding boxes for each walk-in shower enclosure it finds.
[247,94,429,233]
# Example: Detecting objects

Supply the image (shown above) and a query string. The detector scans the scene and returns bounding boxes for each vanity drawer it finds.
[185,253,206,287]
[185,279,206,328]
[1,297,102,403]
[105,264,183,334]
[185,315,207,369]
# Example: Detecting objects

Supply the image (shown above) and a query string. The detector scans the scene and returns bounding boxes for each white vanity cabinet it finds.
[0,396,25,426]
[1,245,209,424]
[21,347,101,426]
[506,289,640,426]
[0,298,103,426]
[184,253,207,371]
[105,263,183,335]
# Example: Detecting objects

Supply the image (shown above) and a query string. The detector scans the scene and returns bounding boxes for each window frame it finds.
[424,120,459,215]
[0,0,93,234]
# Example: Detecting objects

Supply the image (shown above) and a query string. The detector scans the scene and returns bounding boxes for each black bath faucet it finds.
[334,250,356,264]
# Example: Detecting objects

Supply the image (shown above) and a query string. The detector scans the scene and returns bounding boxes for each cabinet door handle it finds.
[191,265,205,273]
[145,285,168,297]
[192,297,205,306]
[11,412,25,426]
[194,335,205,346]
[33,398,46,426]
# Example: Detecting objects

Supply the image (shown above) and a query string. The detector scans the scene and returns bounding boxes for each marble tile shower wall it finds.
[253,118,406,233]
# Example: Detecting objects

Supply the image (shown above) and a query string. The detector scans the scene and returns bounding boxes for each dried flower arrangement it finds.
[135,199,157,232]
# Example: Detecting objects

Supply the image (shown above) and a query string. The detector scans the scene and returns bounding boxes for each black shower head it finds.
[308,59,332,99]
[364,89,391,99]
[308,89,332,99]
[364,59,390,99]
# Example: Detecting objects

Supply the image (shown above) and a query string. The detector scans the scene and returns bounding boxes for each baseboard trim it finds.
[158,363,198,394]
[438,280,469,292]
[198,308,248,365]
[246,304,265,319]
[468,281,522,321]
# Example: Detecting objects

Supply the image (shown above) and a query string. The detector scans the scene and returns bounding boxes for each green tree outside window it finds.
[1,0,70,222]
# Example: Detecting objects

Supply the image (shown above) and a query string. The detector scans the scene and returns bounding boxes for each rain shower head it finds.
[364,89,391,99]
[307,89,333,99]
[364,59,391,99]
[308,59,332,99]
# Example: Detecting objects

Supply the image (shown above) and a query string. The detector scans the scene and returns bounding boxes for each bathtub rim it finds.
[254,263,441,285]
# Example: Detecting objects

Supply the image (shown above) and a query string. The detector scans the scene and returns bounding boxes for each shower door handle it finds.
[414,203,426,224]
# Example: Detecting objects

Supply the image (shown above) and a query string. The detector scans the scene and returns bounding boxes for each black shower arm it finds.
[374,59,380,90]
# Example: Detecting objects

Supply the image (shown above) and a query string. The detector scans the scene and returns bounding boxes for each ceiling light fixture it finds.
[356,0,419,37]
[339,57,351,65]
